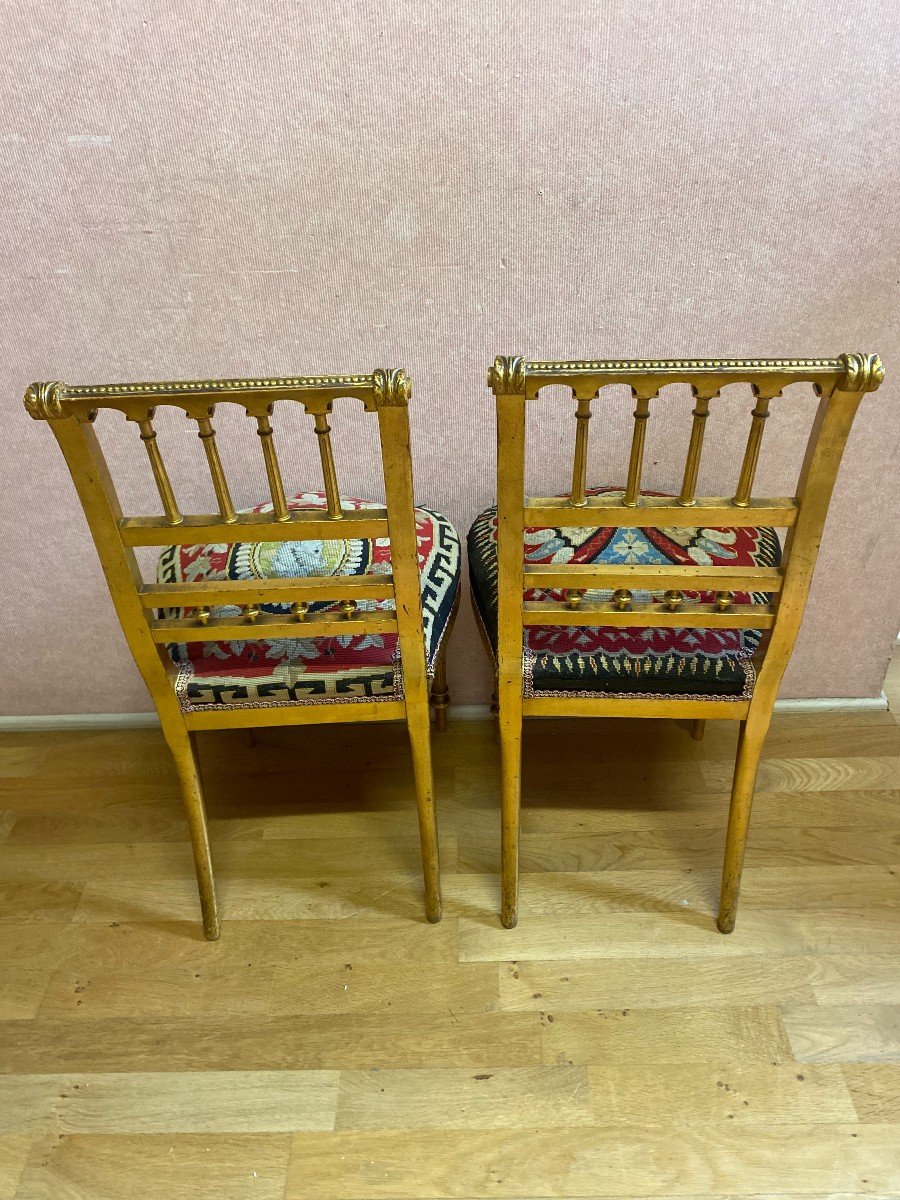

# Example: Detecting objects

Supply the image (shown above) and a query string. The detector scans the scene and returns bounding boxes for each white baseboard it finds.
[772,695,889,713]
[449,705,492,721]
[0,712,161,732]
[0,692,888,732]
[450,695,888,720]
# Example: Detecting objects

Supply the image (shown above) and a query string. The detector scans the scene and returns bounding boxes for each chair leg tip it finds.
[425,889,442,924]
[501,911,518,929]
[201,899,221,940]
[716,915,735,935]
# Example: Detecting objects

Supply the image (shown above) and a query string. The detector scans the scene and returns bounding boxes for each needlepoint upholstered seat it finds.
[468,487,779,700]
[160,491,461,712]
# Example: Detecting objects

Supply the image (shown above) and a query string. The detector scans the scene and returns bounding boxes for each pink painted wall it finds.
[2,0,899,715]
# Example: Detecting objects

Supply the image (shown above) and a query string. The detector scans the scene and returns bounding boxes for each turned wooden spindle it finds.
[715,590,735,611]
[570,396,592,507]
[195,606,211,626]
[664,590,684,612]
[565,589,585,610]
[678,388,717,506]
[339,598,357,620]
[196,415,236,523]
[734,387,778,507]
[612,588,632,611]
[137,416,182,526]
[313,411,343,520]
[254,410,290,521]
[623,390,655,507]
[244,604,261,624]
[291,601,309,622]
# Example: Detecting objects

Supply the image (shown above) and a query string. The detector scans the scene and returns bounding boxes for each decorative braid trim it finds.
[469,586,499,672]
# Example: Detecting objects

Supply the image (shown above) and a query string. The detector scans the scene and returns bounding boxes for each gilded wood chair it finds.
[472,354,883,930]
[26,369,461,938]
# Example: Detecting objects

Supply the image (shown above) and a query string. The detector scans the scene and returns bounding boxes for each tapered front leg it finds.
[406,690,442,923]
[165,724,220,940]
[717,712,770,933]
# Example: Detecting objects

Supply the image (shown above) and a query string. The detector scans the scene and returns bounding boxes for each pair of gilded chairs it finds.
[27,353,882,939]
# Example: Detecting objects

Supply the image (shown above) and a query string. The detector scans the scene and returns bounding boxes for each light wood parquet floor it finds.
[0,656,898,1198]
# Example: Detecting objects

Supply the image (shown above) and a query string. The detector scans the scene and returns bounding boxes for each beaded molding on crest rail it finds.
[487,353,883,396]
[24,368,411,421]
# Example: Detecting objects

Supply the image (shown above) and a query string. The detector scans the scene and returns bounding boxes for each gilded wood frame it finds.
[26,369,448,938]
[487,353,883,931]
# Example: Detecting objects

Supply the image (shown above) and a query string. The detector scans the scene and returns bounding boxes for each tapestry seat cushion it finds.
[158,492,461,711]
[467,487,781,699]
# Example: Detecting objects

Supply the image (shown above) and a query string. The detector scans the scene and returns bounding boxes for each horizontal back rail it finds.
[523,564,783,594]
[524,496,799,528]
[120,509,390,546]
[522,600,774,628]
[151,610,398,643]
[142,574,395,609]
[523,695,750,720]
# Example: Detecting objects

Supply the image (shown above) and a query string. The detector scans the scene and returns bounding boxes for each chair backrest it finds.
[25,369,428,719]
[487,353,883,708]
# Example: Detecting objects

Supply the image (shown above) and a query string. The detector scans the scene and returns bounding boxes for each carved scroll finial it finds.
[487,356,525,395]
[372,368,411,408]
[839,353,884,392]
[24,381,65,420]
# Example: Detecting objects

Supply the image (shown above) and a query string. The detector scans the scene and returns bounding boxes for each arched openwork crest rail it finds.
[23,369,416,645]
[488,353,882,512]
